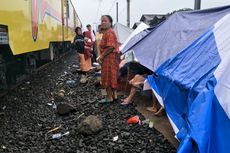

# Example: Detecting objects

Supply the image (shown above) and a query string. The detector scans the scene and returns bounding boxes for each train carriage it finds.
[0,0,81,89]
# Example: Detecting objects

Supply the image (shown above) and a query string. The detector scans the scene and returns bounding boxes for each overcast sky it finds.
[72,0,229,30]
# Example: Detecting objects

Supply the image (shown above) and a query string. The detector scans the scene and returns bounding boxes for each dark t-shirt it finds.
[74,35,84,54]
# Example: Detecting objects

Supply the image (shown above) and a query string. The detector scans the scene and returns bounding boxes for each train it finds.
[0,0,81,89]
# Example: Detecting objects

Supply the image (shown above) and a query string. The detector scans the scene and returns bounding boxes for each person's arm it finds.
[84,46,92,50]
[100,46,115,60]
[97,31,117,63]
[97,47,114,64]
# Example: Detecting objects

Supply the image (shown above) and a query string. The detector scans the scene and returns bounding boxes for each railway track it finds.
[0,50,73,98]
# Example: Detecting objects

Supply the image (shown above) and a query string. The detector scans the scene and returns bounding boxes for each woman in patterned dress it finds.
[98,15,120,102]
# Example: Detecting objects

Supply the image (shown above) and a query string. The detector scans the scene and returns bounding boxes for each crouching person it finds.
[121,74,147,105]
[119,62,152,104]
[120,65,164,116]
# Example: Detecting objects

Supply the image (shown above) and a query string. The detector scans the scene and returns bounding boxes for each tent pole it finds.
[116,2,119,23]
[127,0,130,27]
[194,0,201,10]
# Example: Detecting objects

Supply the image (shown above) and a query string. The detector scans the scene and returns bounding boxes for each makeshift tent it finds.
[119,23,149,66]
[120,22,149,52]
[113,23,133,44]
[121,27,152,54]
[147,11,230,153]
[123,6,230,71]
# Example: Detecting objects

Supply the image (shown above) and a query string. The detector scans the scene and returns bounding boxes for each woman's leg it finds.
[146,92,158,113]
[106,87,113,101]
[79,54,85,72]
[79,54,88,84]
[112,89,118,100]
[86,57,92,71]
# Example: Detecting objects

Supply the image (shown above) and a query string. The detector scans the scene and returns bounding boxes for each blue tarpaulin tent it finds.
[123,6,230,72]
[145,7,230,153]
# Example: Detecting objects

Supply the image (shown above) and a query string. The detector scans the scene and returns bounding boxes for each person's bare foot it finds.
[154,107,164,117]
[146,106,158,113]
[121,97,132,105]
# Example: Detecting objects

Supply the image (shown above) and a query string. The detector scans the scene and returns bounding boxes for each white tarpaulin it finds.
[120,22,149,51]
[113,23,133,44]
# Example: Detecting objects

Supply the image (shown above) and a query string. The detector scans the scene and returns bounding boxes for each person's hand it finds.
[100,55,104,61]
[97,56,103,65]
[87,39,92,43]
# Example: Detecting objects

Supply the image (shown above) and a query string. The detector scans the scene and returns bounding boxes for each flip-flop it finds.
[98,98,113,104]
[121,100,132,105]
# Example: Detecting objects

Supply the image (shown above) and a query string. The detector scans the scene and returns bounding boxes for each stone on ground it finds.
[56,103,76,115]
[78,115,103,135]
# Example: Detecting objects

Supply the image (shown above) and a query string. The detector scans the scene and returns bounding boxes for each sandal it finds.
[98,98,113,104]
[120,99,132,105]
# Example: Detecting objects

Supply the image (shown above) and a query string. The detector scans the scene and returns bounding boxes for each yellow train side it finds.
[0,0,81,55]
[0,0,81,89]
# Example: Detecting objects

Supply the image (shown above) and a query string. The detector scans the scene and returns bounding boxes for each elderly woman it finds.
[98,15,120,103]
